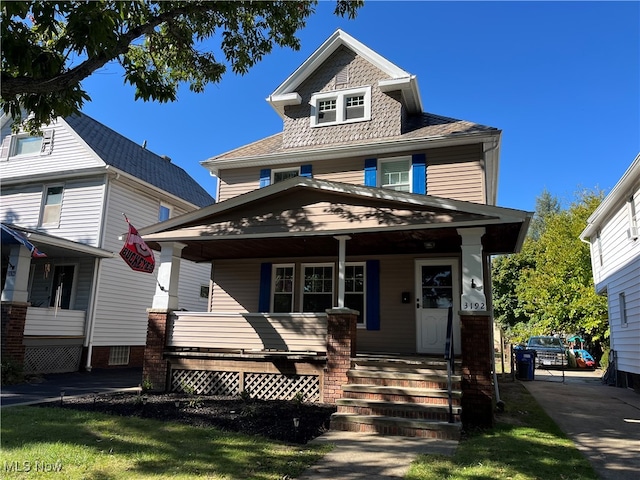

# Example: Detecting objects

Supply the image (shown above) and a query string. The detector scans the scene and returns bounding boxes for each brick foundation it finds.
[1,302,27,367]
[142,310,171,391]
[460,312,494,428]
[323,308,357,404]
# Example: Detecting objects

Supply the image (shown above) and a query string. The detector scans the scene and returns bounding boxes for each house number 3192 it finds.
[463,301,486,310]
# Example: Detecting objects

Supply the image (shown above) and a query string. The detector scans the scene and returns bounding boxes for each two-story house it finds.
[581,154,640,392]
[1,113,214,375]
[138,30,531,435]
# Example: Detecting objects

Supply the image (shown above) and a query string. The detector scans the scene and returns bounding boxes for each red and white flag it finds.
[119,216,155,273]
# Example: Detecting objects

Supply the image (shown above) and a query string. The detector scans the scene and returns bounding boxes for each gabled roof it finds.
[267,29,422,117]
[64,113,214,208]
[580,153,640,240]
[140,177,531,262]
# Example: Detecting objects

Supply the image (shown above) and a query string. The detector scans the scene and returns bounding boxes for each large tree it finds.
[492,189,608,347]
[1,1,362,132]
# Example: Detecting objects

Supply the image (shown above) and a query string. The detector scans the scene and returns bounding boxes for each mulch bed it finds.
[38,391,336,444]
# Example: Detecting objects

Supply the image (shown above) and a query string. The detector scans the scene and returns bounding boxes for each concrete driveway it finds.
[523,368,640,480]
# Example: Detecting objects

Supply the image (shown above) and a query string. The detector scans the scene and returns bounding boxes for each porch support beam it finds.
[1,244,32,303]
[333,235,351,308]
[152,242,187,310]
[457,227,487,311]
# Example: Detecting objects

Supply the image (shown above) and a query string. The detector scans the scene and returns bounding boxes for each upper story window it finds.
[310,86,371,127]
[13,135,43,156]
[158,203,172,222]
[272,167,299,184]
[40,185,63,226]
[380,157,411,192]
[627,195,638,240]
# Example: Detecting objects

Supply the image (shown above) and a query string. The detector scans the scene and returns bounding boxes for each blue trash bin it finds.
[515,349,535,381]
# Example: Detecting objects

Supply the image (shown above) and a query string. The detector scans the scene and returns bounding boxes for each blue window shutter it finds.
[364,158,377,187]
[300,164,313,178]
[366,260,380,330]
[259,169,271,188]
[258,263,272,312]
[412,153,426,194]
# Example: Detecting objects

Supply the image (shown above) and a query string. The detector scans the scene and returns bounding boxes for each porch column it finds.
[323,308,358,404]
[460,311,494,428]
[457,227,487,311]
[334,235,351,308]
[142,310,171,392]
[1,244,32,303]
[152,242,186,310]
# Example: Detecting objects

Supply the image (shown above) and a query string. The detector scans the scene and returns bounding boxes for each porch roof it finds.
[139,178,532,263]
[1,223,115,259]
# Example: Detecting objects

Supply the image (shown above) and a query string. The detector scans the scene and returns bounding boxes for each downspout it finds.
[84,173,113,371]
[487,255,505,411]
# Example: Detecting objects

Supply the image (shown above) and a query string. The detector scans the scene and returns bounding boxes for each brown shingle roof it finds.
[206,112,497,162]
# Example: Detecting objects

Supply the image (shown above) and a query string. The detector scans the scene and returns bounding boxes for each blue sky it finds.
[81,1,639,212]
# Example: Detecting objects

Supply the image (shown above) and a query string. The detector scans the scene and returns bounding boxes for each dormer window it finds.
[310,86,371,127]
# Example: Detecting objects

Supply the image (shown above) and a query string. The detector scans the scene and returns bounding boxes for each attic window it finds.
[310,86,371,127]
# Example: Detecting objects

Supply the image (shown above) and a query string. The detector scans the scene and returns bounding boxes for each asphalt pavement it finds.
[1,368,142,407]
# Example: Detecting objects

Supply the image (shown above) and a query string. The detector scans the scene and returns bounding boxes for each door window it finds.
[49,265,75,309]
[421,265,452,309]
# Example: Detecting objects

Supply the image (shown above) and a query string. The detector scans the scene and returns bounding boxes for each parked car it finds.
[526,336,566,368]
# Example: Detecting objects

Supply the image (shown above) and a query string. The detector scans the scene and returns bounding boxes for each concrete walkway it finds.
[296,431,457,480]
[523,368,640,480]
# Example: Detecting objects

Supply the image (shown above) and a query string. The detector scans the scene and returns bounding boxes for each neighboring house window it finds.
[619,292,628,326]
[272,168,299,184]
[40,185,63,226]
[310,86,372,127]
[596,230,603,266]
[272,264,295,312]
[200,284,210,300]
[108,346,130,366]
[301,263,334,312]
[627,195,638,240]
[380,157,411,192]
[159,203,171,222]
[12,135,43,156]
[345,263,366,327]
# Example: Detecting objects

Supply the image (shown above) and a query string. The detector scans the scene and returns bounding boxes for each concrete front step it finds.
[330,413,462,440]
[336,397,461,422]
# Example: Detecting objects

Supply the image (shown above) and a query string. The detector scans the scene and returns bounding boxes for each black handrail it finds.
[444,305,454,423]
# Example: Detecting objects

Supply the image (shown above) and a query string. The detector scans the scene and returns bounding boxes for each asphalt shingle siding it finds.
[66,114,214,208]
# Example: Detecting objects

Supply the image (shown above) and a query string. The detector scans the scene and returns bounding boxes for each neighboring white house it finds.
[581,153,640,391]
[0,113,214,374]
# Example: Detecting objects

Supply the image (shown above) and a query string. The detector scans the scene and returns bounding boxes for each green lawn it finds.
[1,406,330,479]
[405,380,598,480]
[1,380,598,480]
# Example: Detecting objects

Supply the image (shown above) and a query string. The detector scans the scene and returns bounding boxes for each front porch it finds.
[142,308,493,436]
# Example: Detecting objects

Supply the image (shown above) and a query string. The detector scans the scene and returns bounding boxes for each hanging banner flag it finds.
[1,223,47,258]
[119,216,155,273]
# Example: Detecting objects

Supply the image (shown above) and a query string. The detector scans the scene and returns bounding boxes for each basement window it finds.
[108,346,130,366]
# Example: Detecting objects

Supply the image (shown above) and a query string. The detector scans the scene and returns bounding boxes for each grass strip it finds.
[1,406,331,479]
[405,380,598,480]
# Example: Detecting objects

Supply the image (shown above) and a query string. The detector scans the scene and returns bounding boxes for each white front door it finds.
[415,259,461,354]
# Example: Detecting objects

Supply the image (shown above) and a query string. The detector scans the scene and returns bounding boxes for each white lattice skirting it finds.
[24,346,82,374]
[171,369,321,402]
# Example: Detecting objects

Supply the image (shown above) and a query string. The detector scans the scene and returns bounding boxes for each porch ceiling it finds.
[146,221,525,263]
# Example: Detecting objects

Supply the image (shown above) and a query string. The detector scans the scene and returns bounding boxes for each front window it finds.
[302,264,334,312]
[272,265,295,312]
[40,185,63,226]
[345,263,366,326]
[620,292,628,326]
[380,157,411,192]
[272,168,299,184]
[12,135,43,156]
